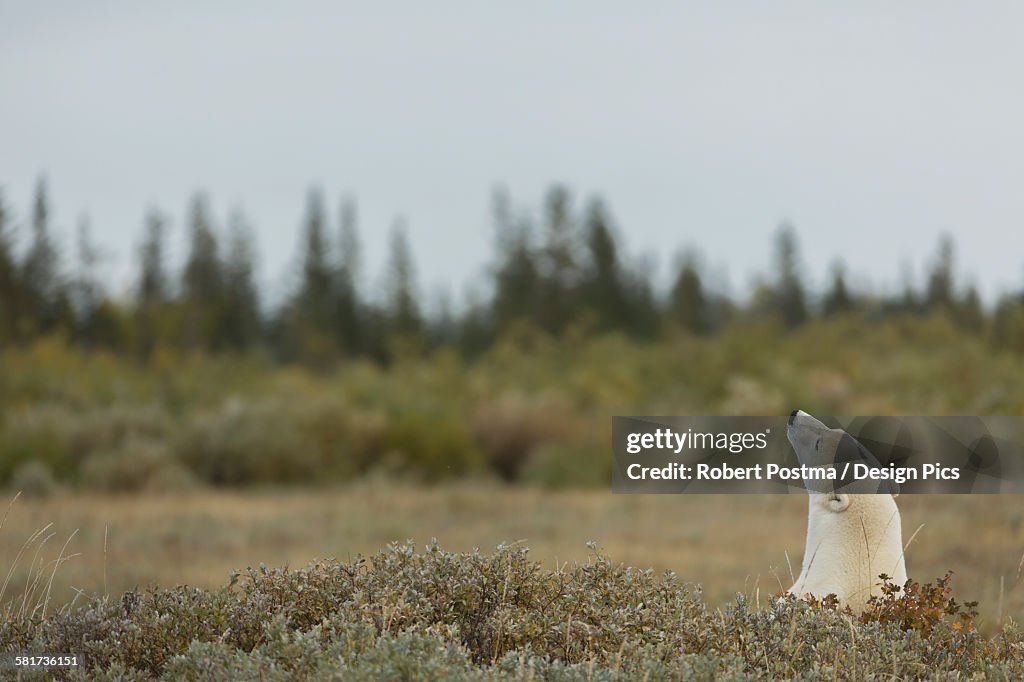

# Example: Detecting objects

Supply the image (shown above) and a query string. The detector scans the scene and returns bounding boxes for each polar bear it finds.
[786,410,907,611]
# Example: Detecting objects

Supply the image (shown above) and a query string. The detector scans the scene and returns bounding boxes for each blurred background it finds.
[2,2,1023,629]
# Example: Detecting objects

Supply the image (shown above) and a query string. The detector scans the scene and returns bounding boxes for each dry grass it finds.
[2,485,1022,632]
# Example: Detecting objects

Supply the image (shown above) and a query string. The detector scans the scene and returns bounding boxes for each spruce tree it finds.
[134,207,170,359]
[491,186,539,331]
[773,224,807,328]
[221,208,261,350]
[73,215,102,345]
[335,196,361,353]
[670,252,708,334]
[21,178,61,334]
[138,208,169,305]
[182,193,223,350]
[0,189,21,343]
[298,188,333,330]
[581,197,628,332]
[537,184,578,333]
[926,234,955,313]
[823,261,853,316]
[386,218,421,339]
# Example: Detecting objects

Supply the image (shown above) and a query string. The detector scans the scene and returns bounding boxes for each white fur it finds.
[787,411,907,611]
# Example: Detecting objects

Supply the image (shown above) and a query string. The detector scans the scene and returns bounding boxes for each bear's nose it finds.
[789,409,799,425]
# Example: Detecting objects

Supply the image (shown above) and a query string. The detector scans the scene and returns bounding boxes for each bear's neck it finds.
[792,495,907,610]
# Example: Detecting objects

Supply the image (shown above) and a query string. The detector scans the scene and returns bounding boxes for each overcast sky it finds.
[2,1,1022,307]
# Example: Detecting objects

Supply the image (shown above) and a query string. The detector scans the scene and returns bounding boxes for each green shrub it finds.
[177,400,323,485]
[4,321,1024,488]
[520,441,609,488]
[175,396,396,485]
[0,406,76,484]
[379,411,482,481]
[82,439,196,493]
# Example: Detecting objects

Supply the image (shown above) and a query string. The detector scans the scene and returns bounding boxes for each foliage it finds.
[1,180,1013,366]
[860,571,979,636]
[2,314,1024,489]
[1,542,1020,680]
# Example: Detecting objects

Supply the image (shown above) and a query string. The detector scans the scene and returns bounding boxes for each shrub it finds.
[8,460,60,498]
[379,411,482,481]
[4,543,1020,680]
[0,406,76,484]
[520,441,609,488]
[81,439,196,493]
[177,399,324,485]
[470,393,570,481]
[176,396,394,486]
[860,571,979,635]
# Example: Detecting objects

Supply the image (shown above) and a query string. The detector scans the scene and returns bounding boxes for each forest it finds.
[3,179,1022,366]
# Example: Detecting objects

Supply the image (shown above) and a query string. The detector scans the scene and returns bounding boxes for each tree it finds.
[956,284,984,331]
[73,215,102,345]
[537,184,579,333]
[773,223,807,328]
[273,188,339,365]
[220,208,261,350]
[925,234,955,312]
[385,218,421,340]
[670,251,708,334]
[580,198,629,332]
[21,178,62,334]
[135,207,171,359]
[823,261,853,316]
[992,285,1024,352]
[458,288,493,358]
[138,208,169,305]
[335,196,362,353]
[181,193,223,350]
[0,189,21,343]
[298,188,333,329]
[492,186,539,332]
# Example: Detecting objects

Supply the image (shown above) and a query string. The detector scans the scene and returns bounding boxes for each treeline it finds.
[1,178,1024,364]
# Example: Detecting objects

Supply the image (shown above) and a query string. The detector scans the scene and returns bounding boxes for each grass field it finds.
[3,485,1023,632]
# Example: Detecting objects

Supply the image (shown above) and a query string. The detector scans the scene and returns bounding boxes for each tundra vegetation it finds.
[2,183,1024,677]
[1,541,1020,681]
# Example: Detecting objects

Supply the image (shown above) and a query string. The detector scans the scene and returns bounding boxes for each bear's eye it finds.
[815,438,821,451]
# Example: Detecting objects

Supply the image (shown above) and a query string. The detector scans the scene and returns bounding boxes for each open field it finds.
[3,485,1023,631]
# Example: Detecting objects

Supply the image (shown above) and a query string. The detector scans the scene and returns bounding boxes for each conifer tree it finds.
[138,208,169,305]
[581,197,628,332]
[298,188,333,330]
[0,189,21,343]
[492,186,539,331]
[537,184,578,333]
[670,252,708,334]
[21,178,61,334]
[823,261,853,316]
[773,224,807,328]
[386,218,421,339]
[73,215,102,344]
[134,208,171,359]
[335,196,361,353]
[182,193,223,350]
[926,234,955,312]
[221,208,261,349]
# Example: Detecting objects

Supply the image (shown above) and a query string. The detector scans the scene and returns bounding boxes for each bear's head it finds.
[787,409,898,496]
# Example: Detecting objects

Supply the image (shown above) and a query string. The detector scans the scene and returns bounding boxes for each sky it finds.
[1,1,1022,308]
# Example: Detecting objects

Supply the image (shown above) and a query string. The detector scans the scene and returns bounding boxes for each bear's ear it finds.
[834,433,900,495]
[826,492,851,512]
